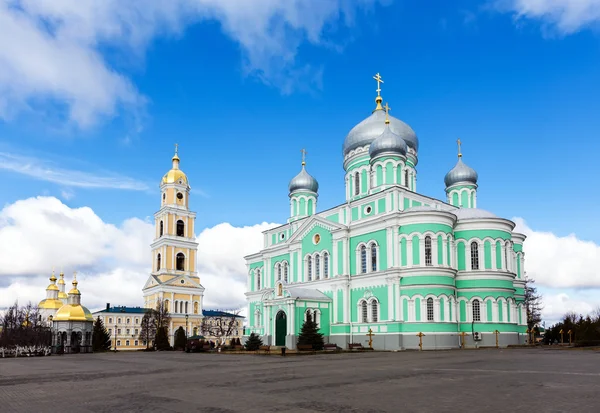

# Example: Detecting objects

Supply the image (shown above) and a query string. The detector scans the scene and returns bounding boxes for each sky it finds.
[1,0,600,325]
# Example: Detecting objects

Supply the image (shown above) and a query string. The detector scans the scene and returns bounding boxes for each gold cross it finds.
[456,138,462,158]
[301,148,307,166]
[373,72,384,96]
[366,328,375,348]
[175,143,179,155]
[384,102,391,124]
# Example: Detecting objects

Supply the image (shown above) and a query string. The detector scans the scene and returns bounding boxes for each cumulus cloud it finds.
[0,0,380,127]
[496,0,600,34]
[0,196,277,312]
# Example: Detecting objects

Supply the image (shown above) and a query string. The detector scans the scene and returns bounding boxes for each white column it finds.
[387,280,394,321]
[387,228,393,268]
[419,237,425,267]
[396,283,402,321]
[446,299,452,322]
[343,284,349,323]
[491,242,497,270]
[332,240,338,277]
[408,300,415,322]
[493,301,498,322]
[442,238,448,266]
[482,300,488,322]
[343,238,349,275]
[466,243,472,271]
[500,244,506,271]
[333,287,338,323]
[407,240,413,267]
[431,236,438,266]
[434,299,441,322]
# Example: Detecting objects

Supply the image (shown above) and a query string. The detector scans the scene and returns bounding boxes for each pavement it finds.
[0,348,598,412]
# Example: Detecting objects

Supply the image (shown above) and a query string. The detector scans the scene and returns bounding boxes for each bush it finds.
[244,333,263,351]
[573,340,600,348]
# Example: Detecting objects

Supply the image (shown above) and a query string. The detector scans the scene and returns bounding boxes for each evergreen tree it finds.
[92,317,112,352]
[154,326,171,351]
[174,326,186,350]
[297,313,324,350]
[244,333,263,351]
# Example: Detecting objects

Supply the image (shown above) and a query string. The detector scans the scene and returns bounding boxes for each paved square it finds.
[1,349,598,412]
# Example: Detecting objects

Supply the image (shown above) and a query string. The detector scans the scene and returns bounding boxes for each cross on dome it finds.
[457,138,462,158]
[372,72,384,111]
[301,148,307,166]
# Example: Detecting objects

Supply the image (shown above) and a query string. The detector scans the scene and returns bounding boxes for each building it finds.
[142,146,205,345]
[92,305,149,351]
[244,74,528,350]
[201,310,245,346]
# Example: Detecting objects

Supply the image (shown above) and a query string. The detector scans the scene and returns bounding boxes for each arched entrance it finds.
[275,311,287,346]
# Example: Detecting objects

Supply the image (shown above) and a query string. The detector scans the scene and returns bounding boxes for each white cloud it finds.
[539,288,600,325]
[0,196,277,313]
[496,0,600,34]
[0,0,380,128]
[0,152,150,190]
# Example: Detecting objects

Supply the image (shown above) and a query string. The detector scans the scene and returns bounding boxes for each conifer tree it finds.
[297,312,324,350]
[174,326,186,350]
[92,316,112,352]
[155,326,171,351]
[244,333,263,351]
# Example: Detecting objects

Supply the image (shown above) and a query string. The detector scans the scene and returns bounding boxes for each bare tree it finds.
[153,299,171,330]
[0,301,51,357]
[201,310,242,347]
[138,311,157,350]
[524,275,543,331]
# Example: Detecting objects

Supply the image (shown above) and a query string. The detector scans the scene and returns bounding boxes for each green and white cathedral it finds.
[244,76,528,350]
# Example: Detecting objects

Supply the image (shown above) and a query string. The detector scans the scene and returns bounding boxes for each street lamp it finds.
[185,314,189,338]
[114,323,118,352]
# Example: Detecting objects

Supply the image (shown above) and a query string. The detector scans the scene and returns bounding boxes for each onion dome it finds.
[369,107,408,159]
[38,271,64,310]
[444,139,478,187]
[57,271,68,301]
[289,163,319,194]
[162,144,188,185]
[54,274,93,322]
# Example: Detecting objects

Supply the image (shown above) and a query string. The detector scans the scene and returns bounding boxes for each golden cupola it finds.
[38,271,64,310]
[53,273,94,322]
[162,144,189,185]
[57,270,68,301]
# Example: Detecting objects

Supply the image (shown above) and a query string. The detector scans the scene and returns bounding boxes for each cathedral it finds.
[244,74,528,350]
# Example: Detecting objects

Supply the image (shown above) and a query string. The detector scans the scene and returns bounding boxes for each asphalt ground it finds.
[1,348,598,412]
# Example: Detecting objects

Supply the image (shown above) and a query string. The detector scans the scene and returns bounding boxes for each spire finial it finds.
[301,148,307,166]
[457,138,462,159]
[172,143,180,168]
[373,72,384,111]
[175,143,178,156]
[72,271,78,287]
[384,102,391,124]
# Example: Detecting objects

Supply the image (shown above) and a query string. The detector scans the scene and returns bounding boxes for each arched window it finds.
[354,172,360,195]
[256,269,261,290]
[404,170,409,188]
[176,220,185,237]
[255,310,261,327]
[427,298,434,321]
[471,242,479,270]
[361,301,368,323]
[164,300,169,312]
[277,263,281,281]
[307,256,312,281]
[176,253,185,271]
[193,327,198,336]
[371,243,377,272]
[323,253,329,278]
[371,300,378,322]
[194,302,198,314]
[425,236,432,266]
[505,241,510,270]
[315,254,320,279]
[156,253,161,271]
[184,302,188,314]
[473,299,481,322]
[159,221,164,237]
[360,245,367,273]
[283,263,288,283]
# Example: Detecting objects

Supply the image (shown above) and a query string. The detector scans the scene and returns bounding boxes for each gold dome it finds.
[47,285,59,291]
[162,169,188,185]
[38,298,64,310]
[58,271,65,285]
[53,304,94,322]
[58,291,68,300]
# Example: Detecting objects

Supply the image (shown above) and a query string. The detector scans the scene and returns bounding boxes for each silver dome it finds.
[289,166,319,194]
[369,124,407,159]
[444,158,478,187]
[343,110,418,156]
[453,208,496,219]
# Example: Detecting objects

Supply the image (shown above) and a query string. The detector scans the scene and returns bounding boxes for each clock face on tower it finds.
[176,192,183,202]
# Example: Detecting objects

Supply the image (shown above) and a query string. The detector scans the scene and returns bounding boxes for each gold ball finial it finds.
[72,271,78,287]
[373,73,384,111]
[384,102,391,125]
[301,148,307,166]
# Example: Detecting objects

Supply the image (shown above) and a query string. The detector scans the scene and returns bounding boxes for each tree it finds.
[297,312,324,350]
[524,276,543,331]
[244,333,263,351]
[201,310,242,346]
[0,301,52,356]
[174,327,186,350]
[155,327,171,351]
[92,317,112,352]
[138,311,156,350]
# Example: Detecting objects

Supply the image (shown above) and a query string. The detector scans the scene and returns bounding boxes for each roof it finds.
[203,310,244,318]
[287,287,331,300]
[93,306,149,314]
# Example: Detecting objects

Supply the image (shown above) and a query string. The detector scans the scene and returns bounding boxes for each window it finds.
[126,318,130,324]
[117,340,121,346]
[194,302,199,314]
[135,318,139,324]
[323,253,329,278]
[156,253,161,271]
[108,329,112,335]
[117,318,121,324]
[257,269,261,290]
[371,300,378,322]
[354,173,360,195]
[427,298,434,321]
[126,329,130,335]
[425,236,432,266]
[307,256,312,281]
[185,302,188,314]
[255,311,261,327]
[135,340,139,346]
[126,340,130,346]
[277,263,281,281]
[177,220,185,237]
[361,301,368,323]
[283,263,288,283]
[176,253,185,271]
[360,245,367,273]
[404,170,409,187]
[315,254,320,279]
[117,329,121,334]
[159,221,163,237]
[371,243,377,272]
[505,241,510,270]
[473,299,481,321]
[471,242,479,270]
[109,318,113,324]
[134,329,138,335]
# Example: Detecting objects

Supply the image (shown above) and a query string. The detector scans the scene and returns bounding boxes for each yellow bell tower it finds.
[142,145,205,345]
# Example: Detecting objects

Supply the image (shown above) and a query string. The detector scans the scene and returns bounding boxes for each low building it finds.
[200,310,244,346]
[93,305,150,351]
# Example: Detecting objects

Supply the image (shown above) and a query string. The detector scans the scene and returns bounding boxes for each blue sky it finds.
[1,0,599,320]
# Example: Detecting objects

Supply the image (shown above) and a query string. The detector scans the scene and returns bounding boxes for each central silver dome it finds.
[343,110,418,156]
[369,124,407,159]
[288,166,319,194]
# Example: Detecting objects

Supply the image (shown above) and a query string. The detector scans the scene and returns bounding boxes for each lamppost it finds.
[114,323,118,352]
[185,314,189,338]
